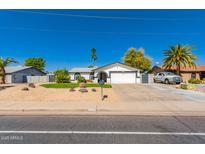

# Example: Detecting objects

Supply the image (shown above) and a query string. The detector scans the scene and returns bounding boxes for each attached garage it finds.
[110,72,136,84]
[93,62,141,84]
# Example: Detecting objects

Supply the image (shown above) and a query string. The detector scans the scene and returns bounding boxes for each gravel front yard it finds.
[0,84,118,103]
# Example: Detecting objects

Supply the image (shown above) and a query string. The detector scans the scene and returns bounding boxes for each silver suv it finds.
[153,72,182,84]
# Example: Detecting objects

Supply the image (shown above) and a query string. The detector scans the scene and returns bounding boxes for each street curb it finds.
[1,109,205,116]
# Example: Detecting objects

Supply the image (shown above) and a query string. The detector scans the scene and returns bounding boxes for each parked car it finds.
[153,72,182,84]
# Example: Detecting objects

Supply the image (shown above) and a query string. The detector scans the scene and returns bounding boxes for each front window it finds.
[74,72,81,80]
[90,72,94,80]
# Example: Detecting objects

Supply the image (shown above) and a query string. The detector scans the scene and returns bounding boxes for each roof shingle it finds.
[5,66,33,74]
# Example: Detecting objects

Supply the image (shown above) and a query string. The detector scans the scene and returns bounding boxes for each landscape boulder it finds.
[28,83,35,88]
[0,87,5,90]
[22,87,29,91]
[79,88,88,93]
[69,87,76,92]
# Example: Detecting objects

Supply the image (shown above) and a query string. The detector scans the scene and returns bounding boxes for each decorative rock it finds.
[22,87,29,91]
[175,85,180,89]
[69,87,76,92]
[79,88,88,93]
[91,88,97,92]
[79,82,86,88]
[0,87,5,90]
[28,83,35,88]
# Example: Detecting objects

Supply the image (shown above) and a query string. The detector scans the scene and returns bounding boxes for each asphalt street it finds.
[0,115,205,144]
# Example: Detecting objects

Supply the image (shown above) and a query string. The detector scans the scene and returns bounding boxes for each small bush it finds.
[180,84,197,90]
[180,84,188,90]
[188,78,201,84]
[77,76,86,83]
[202,78,205,84]
[54,69,71,83]
[86,80,93,83]
[79,82,86,88]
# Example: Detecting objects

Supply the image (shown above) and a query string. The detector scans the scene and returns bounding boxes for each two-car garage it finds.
[110,72,137,84]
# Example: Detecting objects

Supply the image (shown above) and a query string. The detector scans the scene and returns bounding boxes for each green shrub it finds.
[77,76,86,83]
[188,78,201,84]
[180,84,188,90]
[54,69,71,83]
[180,84,197,90]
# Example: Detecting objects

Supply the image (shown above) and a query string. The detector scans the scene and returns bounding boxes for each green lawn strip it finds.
[40,83,112,88]
[86,83,112,88]
[41,83,79,88]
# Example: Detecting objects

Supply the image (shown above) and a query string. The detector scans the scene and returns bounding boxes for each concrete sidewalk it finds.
[1,99,205,116]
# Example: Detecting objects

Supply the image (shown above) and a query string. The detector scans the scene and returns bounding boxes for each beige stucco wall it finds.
[181,72,200,82]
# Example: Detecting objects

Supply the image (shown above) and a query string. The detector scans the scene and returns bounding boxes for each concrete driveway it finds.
[112,84,189,103]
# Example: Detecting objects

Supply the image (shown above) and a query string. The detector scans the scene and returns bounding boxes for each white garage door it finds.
[110,72,136,84]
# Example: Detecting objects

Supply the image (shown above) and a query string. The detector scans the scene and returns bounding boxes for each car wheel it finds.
[165,79,169,84]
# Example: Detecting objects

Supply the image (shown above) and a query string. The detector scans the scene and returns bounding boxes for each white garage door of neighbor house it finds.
[110,72,136,84]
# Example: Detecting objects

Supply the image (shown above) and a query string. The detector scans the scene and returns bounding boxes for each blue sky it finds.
[0,9,205,71]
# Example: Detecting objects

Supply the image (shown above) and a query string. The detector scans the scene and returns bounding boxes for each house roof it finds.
[163,65,205,72]
[5,66,46,74]
[5,66,32,74]
[150,65,205,73]
[92,62,140,72]
[69,66,98,73]
[180,66,205,72]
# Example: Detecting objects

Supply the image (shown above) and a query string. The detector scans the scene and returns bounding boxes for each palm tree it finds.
[0,58,18,84]
[163,44,197,75]
[91,48,97,66]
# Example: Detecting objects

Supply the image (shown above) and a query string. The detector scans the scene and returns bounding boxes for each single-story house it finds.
[179,66,205,81]
[69,67,98,81]
[149,65,205,82]
[69,62,141,84]
[5,66,46,83]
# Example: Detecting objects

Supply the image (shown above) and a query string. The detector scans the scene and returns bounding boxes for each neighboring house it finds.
[5,66,46,83]
[69,62,141,84]
[69,67,98,81]
[179,66,205,81]
[149,65,205,82]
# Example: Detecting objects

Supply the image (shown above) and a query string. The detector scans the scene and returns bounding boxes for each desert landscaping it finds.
[0,84,118,103]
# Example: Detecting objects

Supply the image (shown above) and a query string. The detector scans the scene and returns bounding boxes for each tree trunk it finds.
[0,67,6,84]
[176,64,181,76]
[94,60,96,66]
